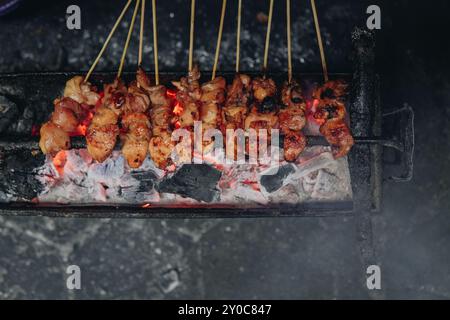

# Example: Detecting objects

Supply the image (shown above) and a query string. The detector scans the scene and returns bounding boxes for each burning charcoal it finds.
[259,164,296,194]
[157,164,222,203]
[0,95,19,133]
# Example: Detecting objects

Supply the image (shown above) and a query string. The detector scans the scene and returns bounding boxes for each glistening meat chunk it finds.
[283,131,307,162]
[319,119,354,159]
[86,107,119,162]
[63,76,100,106]
[121,113,152,168]
[39,122,70,155]
[223,74,251,130]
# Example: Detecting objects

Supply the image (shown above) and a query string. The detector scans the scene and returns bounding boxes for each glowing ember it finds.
[52,150,67,175]
[141,203,151,208]
[166,89,177,98]
[172,101,183,116]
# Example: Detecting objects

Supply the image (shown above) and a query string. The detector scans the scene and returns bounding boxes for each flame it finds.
[141,203,151,208]
[52,150,67,176]
[306,99,325,126]
[173,101,183,116]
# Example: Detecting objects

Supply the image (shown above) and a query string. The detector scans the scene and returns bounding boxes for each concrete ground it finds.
[0,0,448,299]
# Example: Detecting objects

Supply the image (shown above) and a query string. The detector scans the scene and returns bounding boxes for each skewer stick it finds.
[84,0,133,83]
[310,0,329,82]
[263,0,274,75]
[152,0,160,85]
[118,0,141,79]
[138,0,146,66]
[235,0,242,73]
[188,0,196,72]
[286,0,292,83]
[212,0,227,80]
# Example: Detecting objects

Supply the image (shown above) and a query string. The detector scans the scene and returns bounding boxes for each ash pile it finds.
[32,146,352,207]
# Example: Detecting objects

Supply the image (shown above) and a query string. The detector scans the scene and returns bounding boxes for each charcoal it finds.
[157,164,222,203]
[0,95,19,133]
[131,171,159,193]
[0,148,45,201]
[260,164,296,193]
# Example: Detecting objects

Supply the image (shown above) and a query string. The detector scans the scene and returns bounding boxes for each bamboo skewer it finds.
[212,0,227,80]
[310,0,328,83]
[263,0,274,75]
[138,0,146,66]
[286,0,292,84]
[235,0,242,73]
[188,0,196,72]
[152,0,160,85]
[118,0,141,79]
[84,0,133,83]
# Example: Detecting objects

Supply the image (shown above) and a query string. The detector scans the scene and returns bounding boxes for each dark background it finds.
[0,0,449,299]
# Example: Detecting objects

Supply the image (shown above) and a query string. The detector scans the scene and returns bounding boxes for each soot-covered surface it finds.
[0,0,449,299]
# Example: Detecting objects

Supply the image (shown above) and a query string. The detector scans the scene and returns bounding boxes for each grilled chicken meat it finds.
[279,81,307,162]
[283,130,307,162]
[222,74,251,130]
[63,76,100,106]
[313,80,354,158]
[320,119,354,159]
[137,68,175,169]
[312,79,348,104]
[86,80,126,162]
[245,77,278,135]
[39,122,71,156]
[200,77,226,149]
[172,65,202,128]
[121,113,152,168]
[119,77,152,168]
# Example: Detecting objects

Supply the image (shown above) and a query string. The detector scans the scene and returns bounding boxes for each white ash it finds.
[35,146,352,206]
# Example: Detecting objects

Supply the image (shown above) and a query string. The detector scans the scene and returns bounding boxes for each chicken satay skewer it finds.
[279,0,307,162]
[85,0,133,83]
[86,0,141,163]
[212,0,227,80]
[310,0,328,83]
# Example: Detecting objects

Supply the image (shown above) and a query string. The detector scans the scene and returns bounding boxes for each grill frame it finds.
[0,29,413,218]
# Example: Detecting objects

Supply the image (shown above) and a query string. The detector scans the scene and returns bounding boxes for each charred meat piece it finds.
[319,119,354,159]
[50,97,85,133]
[63,76,100,106]
[278,81,307,162]
[279,81,307,133]
[200,76,226,133]
[171,65,202,129]
[149,130,175,169]
[313,101,346,122]
[283,131,306,162]
[86,107,119,163]
[312,80,348,104]
[39,122,70,155]
[223,74,251,130]
[252,77,277,102]
[137,68,175,169]
[121,113,152,168]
